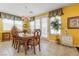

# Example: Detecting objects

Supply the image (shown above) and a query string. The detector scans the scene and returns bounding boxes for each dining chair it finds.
[28,29,41,54]
[12,34,19,49]
[17,37,24,52]
[17,34,29,54]
[11,26,22,49]
[12,30,22,49]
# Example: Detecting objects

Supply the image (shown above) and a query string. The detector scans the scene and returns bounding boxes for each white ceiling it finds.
[0,3,72,17]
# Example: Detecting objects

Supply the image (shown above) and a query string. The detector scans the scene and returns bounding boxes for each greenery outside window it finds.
[50,16,61,35]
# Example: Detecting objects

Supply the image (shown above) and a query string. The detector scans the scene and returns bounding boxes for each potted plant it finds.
[51,17,61,44]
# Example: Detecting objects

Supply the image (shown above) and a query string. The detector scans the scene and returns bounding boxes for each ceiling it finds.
[0,3,72,17]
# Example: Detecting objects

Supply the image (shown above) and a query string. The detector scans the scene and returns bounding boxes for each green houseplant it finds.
[51,18,61,43]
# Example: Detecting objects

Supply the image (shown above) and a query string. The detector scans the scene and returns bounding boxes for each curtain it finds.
[1,12,21,20]
[1,13,14,20]
[49,8,64,18]
[30,17,35,21]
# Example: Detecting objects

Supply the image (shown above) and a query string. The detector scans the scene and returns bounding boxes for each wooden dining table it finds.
[17,32,34,54]
[18,32,34,38]
[18,32,34,45]
[17,29,41,55]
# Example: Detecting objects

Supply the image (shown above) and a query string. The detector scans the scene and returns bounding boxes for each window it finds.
[2,19,23,31]
[2,18,14,31]
[50,16,61,35]
[30,21,35,32]
[35,18,40,29]
[14,20,23,31]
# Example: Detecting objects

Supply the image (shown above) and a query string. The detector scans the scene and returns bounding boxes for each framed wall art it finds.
[67,16,79,29]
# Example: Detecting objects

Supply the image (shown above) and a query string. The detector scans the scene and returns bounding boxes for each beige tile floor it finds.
[0,39,79,56]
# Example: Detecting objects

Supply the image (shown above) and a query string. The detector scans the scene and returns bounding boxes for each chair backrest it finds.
[33,29,41,45]
[37,29,41,37]
[34,29,41,36]
[11,26,18,39]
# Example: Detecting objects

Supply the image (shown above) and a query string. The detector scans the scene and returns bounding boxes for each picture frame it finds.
[67,16,79,29]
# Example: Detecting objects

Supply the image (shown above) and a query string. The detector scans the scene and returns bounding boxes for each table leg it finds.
[25,43,28,55]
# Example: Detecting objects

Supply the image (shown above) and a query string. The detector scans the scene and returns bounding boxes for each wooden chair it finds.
[16,33,29,54]
[11,26,30,55]
[17,37,24,52]
[11,26,19,49]
[28,29,41,54]
[12,34,19,49]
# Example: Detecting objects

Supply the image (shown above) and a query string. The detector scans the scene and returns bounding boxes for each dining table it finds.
[18,32,34,44]
[18,32,34,38]
[17,30,41,55]
[17,32,34,54]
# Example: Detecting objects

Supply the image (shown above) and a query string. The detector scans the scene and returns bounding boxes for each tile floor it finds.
[0,39,79,56]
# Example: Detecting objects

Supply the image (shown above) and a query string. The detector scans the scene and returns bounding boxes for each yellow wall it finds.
[0,18,2,41]
[62,4,79,46]
[36,13,48,17]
